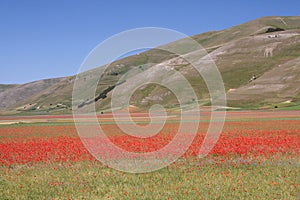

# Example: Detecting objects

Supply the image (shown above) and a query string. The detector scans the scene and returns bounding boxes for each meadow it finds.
[0,111,299,199]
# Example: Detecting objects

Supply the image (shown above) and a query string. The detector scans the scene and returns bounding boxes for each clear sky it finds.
[1,0,299,84]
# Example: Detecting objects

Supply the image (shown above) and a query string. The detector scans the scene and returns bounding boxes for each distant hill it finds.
[1,16,300,115]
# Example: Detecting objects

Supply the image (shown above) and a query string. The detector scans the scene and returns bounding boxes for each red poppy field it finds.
[0,111,299,199]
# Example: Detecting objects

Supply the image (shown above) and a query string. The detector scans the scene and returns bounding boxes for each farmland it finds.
[0,110,299,199]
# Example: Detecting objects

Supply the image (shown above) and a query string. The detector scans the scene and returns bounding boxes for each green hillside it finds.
[1,16,300,115]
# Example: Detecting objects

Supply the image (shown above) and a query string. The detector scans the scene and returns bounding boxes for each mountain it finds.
[1,16,300,115]
[0,78,65,113]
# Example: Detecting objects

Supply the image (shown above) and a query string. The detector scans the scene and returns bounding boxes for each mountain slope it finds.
[1,16,300,114]
[0,78,65,112]
[227,56,300,106]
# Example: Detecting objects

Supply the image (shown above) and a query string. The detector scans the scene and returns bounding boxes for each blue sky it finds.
[1,0,299,84]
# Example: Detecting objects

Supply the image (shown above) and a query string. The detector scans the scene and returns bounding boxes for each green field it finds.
[0,111,299,199]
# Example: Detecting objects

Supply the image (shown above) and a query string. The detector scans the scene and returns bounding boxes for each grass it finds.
[279,105,300,110]
[1,159,299,199]
[275,100,300,110]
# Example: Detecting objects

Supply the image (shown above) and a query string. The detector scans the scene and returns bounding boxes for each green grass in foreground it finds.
[1,159,299,199]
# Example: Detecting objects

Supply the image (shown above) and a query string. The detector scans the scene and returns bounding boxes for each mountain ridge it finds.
[1,16,300,115]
